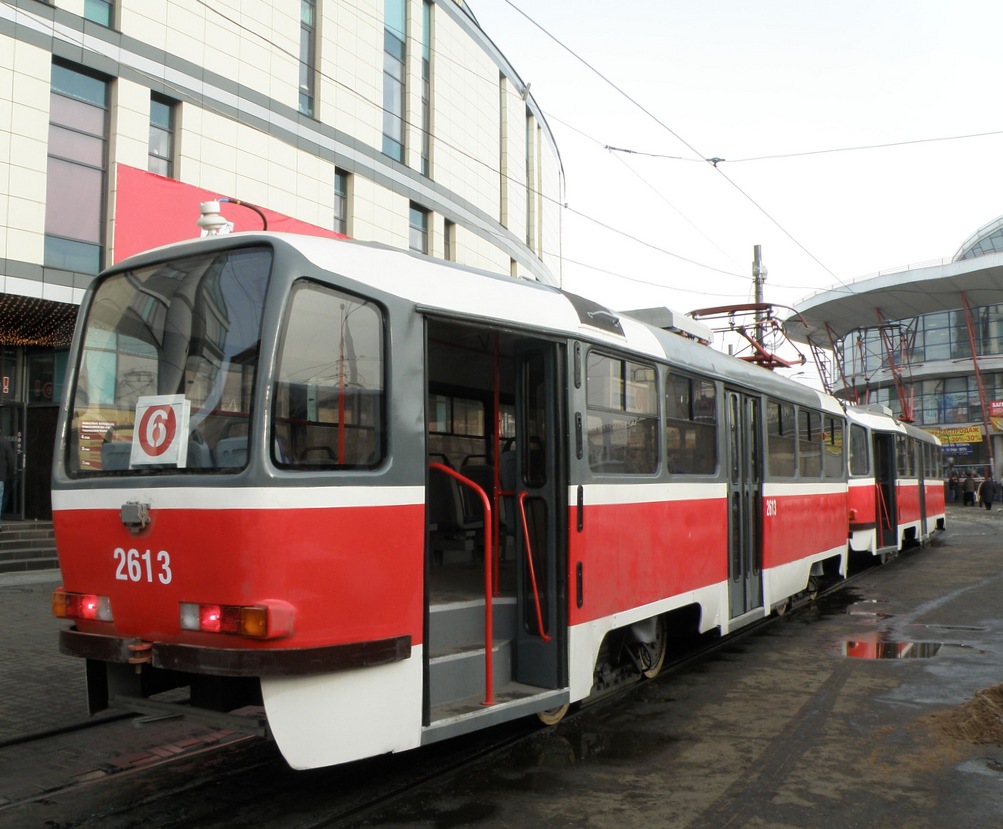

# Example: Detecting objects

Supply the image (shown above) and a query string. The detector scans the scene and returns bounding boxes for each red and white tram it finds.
[51,234,868,769]
[845,404,945,559]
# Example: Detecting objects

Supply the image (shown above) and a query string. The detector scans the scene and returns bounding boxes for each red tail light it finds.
[52,590,113,622]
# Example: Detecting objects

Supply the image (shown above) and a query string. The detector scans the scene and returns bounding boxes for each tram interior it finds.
[425,320,522,603]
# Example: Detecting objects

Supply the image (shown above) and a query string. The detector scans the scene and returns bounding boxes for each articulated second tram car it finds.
[845,405,946,560]
[50,233,928,769]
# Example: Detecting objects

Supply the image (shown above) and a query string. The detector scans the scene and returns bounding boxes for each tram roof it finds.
[113,232,838,413]
[788,252,1003,344]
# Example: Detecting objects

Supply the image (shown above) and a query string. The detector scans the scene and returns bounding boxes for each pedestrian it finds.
[949,472,959,503]
[963,471,977,506]
[0,433,14,530]
[979,475,996,510]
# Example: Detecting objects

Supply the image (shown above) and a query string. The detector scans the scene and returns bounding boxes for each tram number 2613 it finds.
[765,499,778,517]
[114,547,173,584]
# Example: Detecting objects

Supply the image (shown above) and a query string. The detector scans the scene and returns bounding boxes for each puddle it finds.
[843,639,983,659]
[844,640,942,659]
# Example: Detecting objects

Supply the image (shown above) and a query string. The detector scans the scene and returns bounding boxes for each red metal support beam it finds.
[960,293,995,475]
[874,307,914,422]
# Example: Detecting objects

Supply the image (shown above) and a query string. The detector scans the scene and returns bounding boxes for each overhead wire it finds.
[495,0,853,291]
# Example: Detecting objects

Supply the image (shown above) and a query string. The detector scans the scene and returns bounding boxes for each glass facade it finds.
[837,300,1003,428]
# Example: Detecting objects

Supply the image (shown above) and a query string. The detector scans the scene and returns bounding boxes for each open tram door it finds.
[422,320,567,727]
[873,433,897,550]
[510,342,567,689]
[725,390,763,620]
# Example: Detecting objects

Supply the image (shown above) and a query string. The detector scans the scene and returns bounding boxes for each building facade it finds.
[0,0,564,519]
[792,217,1003,480]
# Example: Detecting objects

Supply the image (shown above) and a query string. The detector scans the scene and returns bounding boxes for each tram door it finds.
[916,443,927,531]
[725,391,763,618]
[511,344,566,689]
[0,405,24,522]
[873,433,897,548]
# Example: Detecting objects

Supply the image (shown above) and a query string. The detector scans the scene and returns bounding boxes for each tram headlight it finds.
[52,590,113,622]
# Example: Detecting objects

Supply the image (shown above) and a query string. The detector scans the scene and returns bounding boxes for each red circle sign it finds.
[138,405,178,457]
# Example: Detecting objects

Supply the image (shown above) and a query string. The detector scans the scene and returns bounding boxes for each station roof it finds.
[788,251,1003,344]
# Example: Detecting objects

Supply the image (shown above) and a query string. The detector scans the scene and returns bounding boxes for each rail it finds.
[516,491,552,643]
[428,463,496,706]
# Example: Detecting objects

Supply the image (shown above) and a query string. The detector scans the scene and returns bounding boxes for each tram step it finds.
[428,638,512,707]
[428,596,517,651]
[425,682,568,744]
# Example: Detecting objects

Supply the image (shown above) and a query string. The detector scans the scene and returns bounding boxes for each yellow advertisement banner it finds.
[926,425,983,445]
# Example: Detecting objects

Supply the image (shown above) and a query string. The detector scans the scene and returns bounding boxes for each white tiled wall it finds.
[1,0,562,290]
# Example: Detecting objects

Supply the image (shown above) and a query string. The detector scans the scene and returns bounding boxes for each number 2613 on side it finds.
[114,547,173,584]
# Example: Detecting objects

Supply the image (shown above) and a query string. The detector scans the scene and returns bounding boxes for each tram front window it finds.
[66,247,271,476]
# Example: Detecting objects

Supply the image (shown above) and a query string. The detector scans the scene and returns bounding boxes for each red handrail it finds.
[516,491,552,643]
[875,482,893,537]
[428,463,495,706]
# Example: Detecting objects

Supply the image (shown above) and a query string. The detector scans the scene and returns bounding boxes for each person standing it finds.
[963,471,977,506]
[0,434,14,530]
[979,475,997,510]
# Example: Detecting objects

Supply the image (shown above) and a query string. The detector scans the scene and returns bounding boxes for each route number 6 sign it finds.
[130,395,191,468]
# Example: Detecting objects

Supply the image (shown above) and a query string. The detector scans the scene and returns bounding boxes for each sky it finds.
[466,0,1003,358]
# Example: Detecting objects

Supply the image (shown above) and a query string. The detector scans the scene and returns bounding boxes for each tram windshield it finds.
[65,246,271,475]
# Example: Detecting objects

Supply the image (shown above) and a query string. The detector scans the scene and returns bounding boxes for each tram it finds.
[51,233,868,769]
[845,404,946,559]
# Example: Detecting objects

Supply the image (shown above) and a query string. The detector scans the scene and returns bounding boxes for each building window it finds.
[334,169,348,235]
[299,0,317,116]
[420,0,431,176]
[383,0,406,162]
[444,220,456,261]
[148,94,175,177]
[409,203,428,254]
[45,62,108,274]
[83,0,113,27]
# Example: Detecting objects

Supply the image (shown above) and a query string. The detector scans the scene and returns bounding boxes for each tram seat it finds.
[187,434,212,469]
[216,436,248,468]
[100,442,132,471]
[428,465,481,564]
[458,462,494,521]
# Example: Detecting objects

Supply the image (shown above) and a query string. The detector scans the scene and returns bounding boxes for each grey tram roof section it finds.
[787,251,1003,346]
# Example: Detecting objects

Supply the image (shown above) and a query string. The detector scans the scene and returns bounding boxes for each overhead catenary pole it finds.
[753,245,767,346]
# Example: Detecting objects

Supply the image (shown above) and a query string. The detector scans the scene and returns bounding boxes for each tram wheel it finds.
[537,703,570,726]
[637,616,668,679]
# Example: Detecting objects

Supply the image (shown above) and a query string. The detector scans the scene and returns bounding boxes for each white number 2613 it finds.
[113,547,173,584]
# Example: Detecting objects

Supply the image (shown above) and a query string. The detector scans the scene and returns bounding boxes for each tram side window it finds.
[823,415,845,479]
[848,424,870,476]
[586,352,658,474]
[896,434,913,477]
[664,372,717,475]
[766,400,796,478]
[272,281,384,469]
[798,408,823,479]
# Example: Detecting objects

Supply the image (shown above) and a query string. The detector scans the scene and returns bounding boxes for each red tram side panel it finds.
[845,405,945,558]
